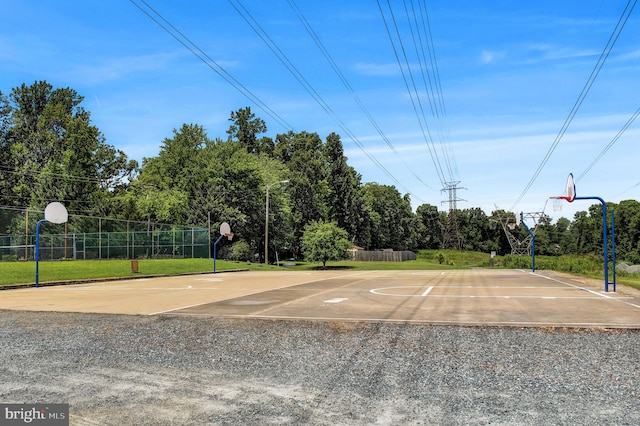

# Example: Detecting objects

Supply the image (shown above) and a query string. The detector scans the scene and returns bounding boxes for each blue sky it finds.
[2,1,639,223]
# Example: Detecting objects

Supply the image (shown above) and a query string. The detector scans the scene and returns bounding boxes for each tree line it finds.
[2,81,639,263]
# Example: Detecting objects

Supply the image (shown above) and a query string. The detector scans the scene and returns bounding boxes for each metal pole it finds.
[35,219,48,288]
[264,180,289,265]
[611,208,616,292]
[265,186,270,264]
[25,210,29,260]
[574,196,611,291]
[213,234,224,273]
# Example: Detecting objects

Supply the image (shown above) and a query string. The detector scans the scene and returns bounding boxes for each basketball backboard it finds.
[550,173,576,203]
[219,222,233,240]
[44,202,68,224]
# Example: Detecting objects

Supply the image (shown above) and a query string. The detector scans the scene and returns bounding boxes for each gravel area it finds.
[1,310,638,425]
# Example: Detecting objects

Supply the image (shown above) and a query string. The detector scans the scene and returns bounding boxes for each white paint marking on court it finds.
[528,271,640,310]
[149,270,378,316]
[324,298,348,304]
[197,278,223,282]
[148,301,213,316]
[421,286,434,296]
[527,271,611,299]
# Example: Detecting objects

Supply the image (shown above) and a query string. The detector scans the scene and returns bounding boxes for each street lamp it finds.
[265,179,289,264]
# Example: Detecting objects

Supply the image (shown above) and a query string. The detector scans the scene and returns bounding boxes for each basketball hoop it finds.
[549,173,576,208]
[225,232,234,241]
[552,198,563,212]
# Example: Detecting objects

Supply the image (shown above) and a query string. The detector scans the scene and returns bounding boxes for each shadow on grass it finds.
[310,265,356,271]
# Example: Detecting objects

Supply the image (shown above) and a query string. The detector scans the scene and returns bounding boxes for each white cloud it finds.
[354,62,399,76]
[480,50,505,64]
[63,51,188,85]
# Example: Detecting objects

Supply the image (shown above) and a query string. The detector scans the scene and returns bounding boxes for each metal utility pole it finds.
[441,181,466,250]
[494,209,543,255]
[264,180,289,264]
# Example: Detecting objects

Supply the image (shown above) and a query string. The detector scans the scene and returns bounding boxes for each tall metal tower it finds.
[494,209,544,255]
[441,181,466,250]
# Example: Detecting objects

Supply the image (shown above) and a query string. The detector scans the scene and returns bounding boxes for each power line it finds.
[286,0,438,192]
[229,0,423,201]
[576,106,640,181]
[407,0,458,182]
[132,0,422,201]
[130,0,295,131]
[510,0,637,211]
[378,0,447,187]
[415,0,459,180]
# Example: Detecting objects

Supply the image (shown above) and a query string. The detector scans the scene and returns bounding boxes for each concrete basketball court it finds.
[1,269,640,328]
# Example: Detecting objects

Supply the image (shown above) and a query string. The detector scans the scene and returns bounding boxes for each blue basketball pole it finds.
[35,219,49,288]
[611,208,616,292]
[212,234,225,274]
[574,196,616,292]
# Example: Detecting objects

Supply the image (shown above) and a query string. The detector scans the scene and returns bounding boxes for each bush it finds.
[228,241,251,262]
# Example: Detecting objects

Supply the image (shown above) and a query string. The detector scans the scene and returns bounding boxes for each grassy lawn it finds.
[0,258,251,286]
[0,250,488,286]
[1,249,639,291]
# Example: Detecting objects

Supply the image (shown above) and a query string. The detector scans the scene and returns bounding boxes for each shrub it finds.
[228,241,251,262]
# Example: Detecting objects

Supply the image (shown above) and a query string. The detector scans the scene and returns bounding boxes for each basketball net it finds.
[552,199,563,212]
[224,232,234,241]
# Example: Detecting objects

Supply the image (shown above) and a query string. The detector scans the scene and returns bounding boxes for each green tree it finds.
[301,221,352,269]
[323,132,368,244]
[362,183,413,250]
[0,90,11,206]
[226,107,271,154]
[554,216,575,254]
[612,200,640,264]
[415,203,445,249]
[4,81,137,215]
[133,123,208,224]
[275,131,328,256]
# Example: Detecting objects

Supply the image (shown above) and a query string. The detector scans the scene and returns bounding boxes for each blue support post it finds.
[574,196,615,292]
[611,209,616,292]
[35,219,49,288]
[212,234,225,274]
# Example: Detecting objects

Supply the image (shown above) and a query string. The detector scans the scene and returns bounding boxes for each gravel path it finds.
[1,310,638,425]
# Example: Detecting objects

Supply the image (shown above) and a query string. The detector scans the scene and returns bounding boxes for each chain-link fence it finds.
[0,207,210,261]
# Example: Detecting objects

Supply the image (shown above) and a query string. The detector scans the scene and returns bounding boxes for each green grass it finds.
[0,250,491,286]
[2,249,639,291]
[0,258,258,286]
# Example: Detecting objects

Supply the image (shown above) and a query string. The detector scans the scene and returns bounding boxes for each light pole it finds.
[265,180,289,264]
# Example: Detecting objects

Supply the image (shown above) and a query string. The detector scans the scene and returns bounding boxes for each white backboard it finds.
[44,202,68,224]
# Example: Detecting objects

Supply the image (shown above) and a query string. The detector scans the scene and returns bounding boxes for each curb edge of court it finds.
[0,268,250,291]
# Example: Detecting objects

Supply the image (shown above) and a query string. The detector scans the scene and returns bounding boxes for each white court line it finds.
[528,271,640,309]
[149,270,377,315]
[528,271,611,298]
[421,286,434,296]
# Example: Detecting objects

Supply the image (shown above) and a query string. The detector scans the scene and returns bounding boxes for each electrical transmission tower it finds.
[441,181,466,250]
[494,208,544,255]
